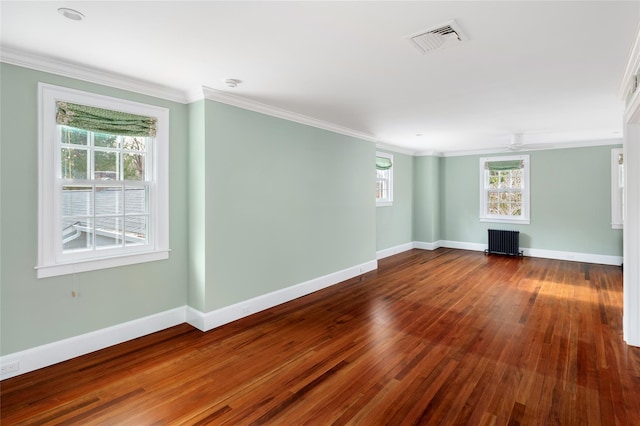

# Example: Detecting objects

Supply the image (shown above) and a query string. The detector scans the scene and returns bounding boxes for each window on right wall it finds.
[479,155,530,224]
[611,148,624,229]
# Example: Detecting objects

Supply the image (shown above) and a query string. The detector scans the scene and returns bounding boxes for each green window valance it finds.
[56,101,157,137]
[376,156,392,170]
[485,159,524,171]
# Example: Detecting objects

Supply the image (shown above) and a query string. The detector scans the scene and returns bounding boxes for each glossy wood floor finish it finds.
[2,249,640,425]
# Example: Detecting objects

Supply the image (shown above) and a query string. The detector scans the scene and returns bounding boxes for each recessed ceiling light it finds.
[224,79,241,88]
[58,8,85,21]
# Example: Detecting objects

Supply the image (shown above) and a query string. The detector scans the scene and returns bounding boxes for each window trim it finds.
[376,151,393,207]
[37,83,170,278]
[611,148,624,229]
[479,154,530,225]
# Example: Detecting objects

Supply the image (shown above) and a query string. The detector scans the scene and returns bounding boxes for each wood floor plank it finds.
[2,249,639,425]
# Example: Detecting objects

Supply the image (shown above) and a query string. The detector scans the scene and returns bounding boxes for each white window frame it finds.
[479,155,530,225]
[37,83,169,278]
[376,151,393,207]
[612,148,624,229]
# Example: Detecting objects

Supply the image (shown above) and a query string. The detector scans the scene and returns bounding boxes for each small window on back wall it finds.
[479,155,530,224]
[376,152,393,206]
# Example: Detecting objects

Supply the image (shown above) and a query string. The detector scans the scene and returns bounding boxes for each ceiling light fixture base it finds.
[57,8,85,21]
[224,79,242,88]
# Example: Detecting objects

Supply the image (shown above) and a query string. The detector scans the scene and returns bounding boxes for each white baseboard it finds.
[0,307,186,380]
[412,240,623,266]
[2,242,621,381]
[412,241,440,250]
[376,242,414,259]
[522,248,622,266]
[187,259,378,331]
[438,240,486,252]
[1,259,379,380]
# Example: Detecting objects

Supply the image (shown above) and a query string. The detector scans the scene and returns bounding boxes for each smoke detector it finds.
[407,20,468,54]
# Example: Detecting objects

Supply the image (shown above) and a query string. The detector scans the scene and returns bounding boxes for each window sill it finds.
[376,201,393,207]
[36,250,170,279]
[612,223,624,230]
[480,217,530,225]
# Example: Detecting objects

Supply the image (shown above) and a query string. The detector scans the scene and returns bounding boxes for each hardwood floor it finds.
[2,248,639,425]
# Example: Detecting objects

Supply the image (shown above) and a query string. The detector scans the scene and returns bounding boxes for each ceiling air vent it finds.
[407,20,467,54]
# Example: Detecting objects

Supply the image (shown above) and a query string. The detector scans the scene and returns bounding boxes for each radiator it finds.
[484,229,523,257]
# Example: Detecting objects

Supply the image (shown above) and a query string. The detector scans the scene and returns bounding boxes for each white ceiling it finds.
[1,1,638,154]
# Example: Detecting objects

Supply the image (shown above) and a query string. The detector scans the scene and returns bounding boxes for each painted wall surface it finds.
[0,62,625,360]
[200,100,376,311]
[439,146,623,255]
[376,150,413,251]
[187,100,206,312]
[413,156,441,243]
[0,64,189,355]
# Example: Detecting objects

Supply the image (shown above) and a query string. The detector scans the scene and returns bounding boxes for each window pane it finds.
[62,218,93,251]
[95,186,123,215]
[124,187,147,214]
[95,217,123,248]
[512,204,522,216]
[488,171,499,189]
[376,180,388,199]
[513,192,522,202]
[124,153,145,181]
[498,172,509,189]
[94,132,119,148]
[61,148,88,179]
[511,170,523,188]
[125,216,148,246]
[60,126,87,145]
[62,186,93,217]
[94,151,118,180]
[122,136,146,152]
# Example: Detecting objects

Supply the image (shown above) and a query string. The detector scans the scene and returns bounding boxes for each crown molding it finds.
[375,142,419,156]
[440,138,622,157]
[414,150,445,157]
[620,24,640,100]
[200,86,379,143]
[0,46,189,104]
[1,46,626,153]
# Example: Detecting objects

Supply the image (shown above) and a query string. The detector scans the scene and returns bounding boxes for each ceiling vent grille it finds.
[408,20,467,54]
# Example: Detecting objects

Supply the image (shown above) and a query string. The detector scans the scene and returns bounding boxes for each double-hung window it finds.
[611,148,624,229]
[479,155,530,224]
[37,83,169,278]
[376,152,393,206]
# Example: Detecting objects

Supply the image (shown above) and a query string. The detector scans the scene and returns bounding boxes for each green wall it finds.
[187,100,206,311]
[437,146,623,255]
[375,150,413,251]
[0,64,189,355]
[193,100,376,311]
[413,156,441,244]
[0,62,623,359]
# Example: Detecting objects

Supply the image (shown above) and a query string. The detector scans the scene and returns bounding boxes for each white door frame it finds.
[621,26,640,347]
